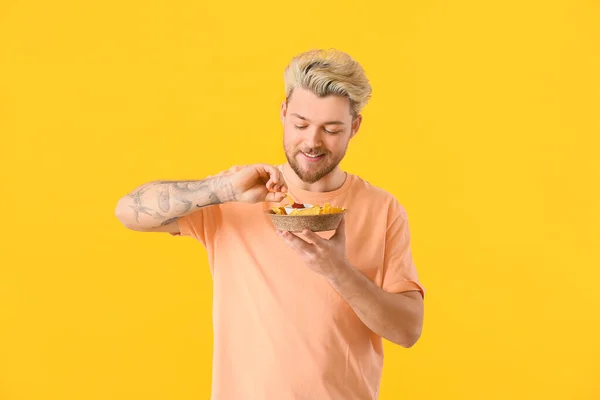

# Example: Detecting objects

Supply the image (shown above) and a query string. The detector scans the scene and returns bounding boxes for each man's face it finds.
[281,87,361,184]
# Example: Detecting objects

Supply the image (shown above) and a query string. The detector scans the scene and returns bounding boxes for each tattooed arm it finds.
[115,176,235,232]
[115,164,288,232]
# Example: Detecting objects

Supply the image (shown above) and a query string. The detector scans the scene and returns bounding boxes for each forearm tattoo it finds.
[127,177,235,227]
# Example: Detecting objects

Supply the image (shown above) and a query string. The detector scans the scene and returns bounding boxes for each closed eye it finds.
[295,125,340,134]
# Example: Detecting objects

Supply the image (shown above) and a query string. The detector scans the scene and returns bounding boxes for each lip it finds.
[300,152,325,162]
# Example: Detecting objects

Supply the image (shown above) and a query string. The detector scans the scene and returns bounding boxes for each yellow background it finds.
[1,0,599,399]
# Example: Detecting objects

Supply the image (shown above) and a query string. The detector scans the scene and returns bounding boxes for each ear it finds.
[350,114,362,139]
[280,101,288,125]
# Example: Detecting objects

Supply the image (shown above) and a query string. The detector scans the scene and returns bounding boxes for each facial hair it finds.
[283,137,348,184]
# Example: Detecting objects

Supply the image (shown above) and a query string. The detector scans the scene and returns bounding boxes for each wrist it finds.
[210,176,237,203]
[326,260,353,285]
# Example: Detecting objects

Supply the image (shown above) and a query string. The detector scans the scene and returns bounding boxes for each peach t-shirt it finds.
[171,168,425,400]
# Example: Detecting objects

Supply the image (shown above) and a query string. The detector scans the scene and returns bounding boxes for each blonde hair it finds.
[283,49,372,117]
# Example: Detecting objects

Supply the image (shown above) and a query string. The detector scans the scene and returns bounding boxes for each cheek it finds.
[324,138,343,153]
[283,127,302,144]
[283,130,299,150]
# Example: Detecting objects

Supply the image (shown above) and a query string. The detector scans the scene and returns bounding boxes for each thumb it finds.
[265,191,287,203]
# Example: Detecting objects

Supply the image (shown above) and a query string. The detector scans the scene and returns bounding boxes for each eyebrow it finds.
[291,113,345,125]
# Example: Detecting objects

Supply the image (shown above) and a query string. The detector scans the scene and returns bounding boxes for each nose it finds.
[303,127,323,149]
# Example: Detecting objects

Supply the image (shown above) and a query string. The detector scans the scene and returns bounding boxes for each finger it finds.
[254,164,276,185]
[275,169,288,193]
[300,228,324,246]
[267,167,284,191]
[259,164,286,192]
[271,180,287,193]
[276,230,313,253]
[265,191,287,202]
[273,184,288,194]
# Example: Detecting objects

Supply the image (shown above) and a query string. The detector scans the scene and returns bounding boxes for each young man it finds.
[115,49,425,400]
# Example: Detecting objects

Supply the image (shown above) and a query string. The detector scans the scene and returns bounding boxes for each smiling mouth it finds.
[299,151,326,162]
[302,152,324,158]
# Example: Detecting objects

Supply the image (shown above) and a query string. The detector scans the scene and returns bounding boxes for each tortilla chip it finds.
[285,193,297,206]
[271,206,286,215]
[289,206,321,216]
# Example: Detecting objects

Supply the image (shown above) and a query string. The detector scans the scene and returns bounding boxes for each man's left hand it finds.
[276,215,349,278]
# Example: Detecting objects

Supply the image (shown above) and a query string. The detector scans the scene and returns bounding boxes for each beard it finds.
[283,141,347,184]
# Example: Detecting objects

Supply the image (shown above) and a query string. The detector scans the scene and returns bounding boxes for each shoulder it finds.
[347,173,409,219]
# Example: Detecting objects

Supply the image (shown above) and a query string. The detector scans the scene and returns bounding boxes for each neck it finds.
[282,163,347,192]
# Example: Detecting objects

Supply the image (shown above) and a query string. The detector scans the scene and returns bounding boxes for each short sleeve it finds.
[168,205,219,248]
[381,199,425,299]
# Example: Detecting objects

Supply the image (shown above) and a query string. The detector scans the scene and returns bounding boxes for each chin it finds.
[291,154,337,184]
[297,171,322,184]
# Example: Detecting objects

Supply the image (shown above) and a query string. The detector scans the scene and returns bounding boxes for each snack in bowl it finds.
[266,194,346,232]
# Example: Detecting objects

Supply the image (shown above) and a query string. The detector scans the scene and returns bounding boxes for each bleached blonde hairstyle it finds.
[283,49,372,117]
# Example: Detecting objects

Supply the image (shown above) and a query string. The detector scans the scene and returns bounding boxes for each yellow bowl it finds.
[265,209,346,232]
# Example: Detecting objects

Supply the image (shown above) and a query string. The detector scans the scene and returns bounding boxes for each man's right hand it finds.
[212,164,288,204]
[115,164,289,232]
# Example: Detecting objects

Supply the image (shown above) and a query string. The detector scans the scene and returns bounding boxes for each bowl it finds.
[265,209,346,232]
